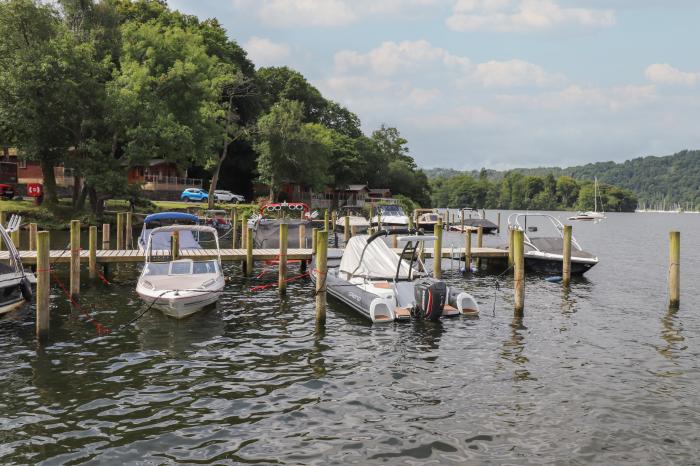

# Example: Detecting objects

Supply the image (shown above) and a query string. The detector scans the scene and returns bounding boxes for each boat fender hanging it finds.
[20,277,32,301]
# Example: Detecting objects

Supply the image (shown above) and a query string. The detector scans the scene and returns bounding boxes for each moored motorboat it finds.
[138,212,200,250]
[335,206,370,232]
[508,213,598,275]
[136,225,225,319]
[0,215,34,316]
[450,208,499,233]
[202,209,233,234]
[311,229,479,323]
[248,202,315,248]
[415,209,440,232]
[370,204,410,227]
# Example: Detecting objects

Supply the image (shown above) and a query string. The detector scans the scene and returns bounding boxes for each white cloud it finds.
[407,88,442,106]
[243,37,291,66]
[446,0,615,32]
[473,59,564,87]
[645,63,698,86]
[496,84,657,111]
[234,0,440,28]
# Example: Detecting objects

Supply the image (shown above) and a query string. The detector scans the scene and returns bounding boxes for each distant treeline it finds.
[426,149,700,208]
[430,170,637,212]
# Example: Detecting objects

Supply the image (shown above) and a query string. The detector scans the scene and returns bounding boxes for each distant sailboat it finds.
[569,177,606,221]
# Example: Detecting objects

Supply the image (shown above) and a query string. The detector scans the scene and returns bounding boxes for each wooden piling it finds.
[514,229,525,315]
[245,227,253,276]
[392,232,398,249]
[669,231,680,308]
[11,227,20,250]
[562,225,572,286]
[88,226,97,280]
[231,208,238,249]
[496,212,501,233]
[315,229,328,324]
[70,220,80,298]
[408,215,413,231]
[344,216,350,243]
[460,211,465,232]
[312,227,318,254]
[116,212,124,250]
[465,229,472,271]
[240,218,247,249]
[279,223,288,295]
[324,210,329,232]
[29,223,37,250]
[171,230,179,260]
[476,226,483,269]
[102,223,110,249]
[299,223,306,248]
[434,218,443,279]
[125,211,133,249]
[36,230,50,342]
[508,227,514,267]
[331,210,337,233]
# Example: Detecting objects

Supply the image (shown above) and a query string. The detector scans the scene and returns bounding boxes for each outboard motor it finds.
[413,279,446,321]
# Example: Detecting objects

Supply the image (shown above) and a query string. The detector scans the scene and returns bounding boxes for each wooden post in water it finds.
[460,211,465,232]
[496,212,501,233]
[324,210,329,232]
[508,227,514,267]
[562,225,572,286]
[315,229,328,324]
[392,232,398,249]
[344,216,350,243]
[89,226,97,280]
[331,210,337,233]
[171,230,179,260]
[245,227,253,276]
[231,208,238,249]
[298,223,306,248]
[279,223,288,295]
[29,223,37,250]
[240,217,247,249]
[102,224,110,249]
[125,211,133,249]
[669,231,680,308]
[465,229,472,271]
[434,218,443,279]
[408,215,414,231]
[116,212,124,250]
[70,220,80,298]
[36,230,50,342]
[312,227,318,254]
[476,226,484,269]
[513,229,525,315]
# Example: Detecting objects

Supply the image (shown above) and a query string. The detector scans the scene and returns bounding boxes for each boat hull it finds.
[136,286,223,319]
[524,254,596,275]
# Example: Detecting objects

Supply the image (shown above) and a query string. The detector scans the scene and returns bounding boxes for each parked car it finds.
[213,190,245,203]
[180,188,209,202]
[0,184,14,200]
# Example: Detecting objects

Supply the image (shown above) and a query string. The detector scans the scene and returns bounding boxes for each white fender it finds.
[369,297,395,323]
[455,292,479,316]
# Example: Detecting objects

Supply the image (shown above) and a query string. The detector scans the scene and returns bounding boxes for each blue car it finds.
[180,188,209,202]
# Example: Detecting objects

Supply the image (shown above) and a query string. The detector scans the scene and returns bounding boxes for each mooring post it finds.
[312,227,318,254]
[171,230,179,260]
[245,227,253,276]
[89,226,97,280]
[408,215,413,231]
[562,225,572,286]
[279,223,288,295]
[36,230,50,342]
[669,231,680,308]
[102,223,110,249]
[299,223,306,248]
[497,212,501,233]
[434,218,443,278]
[461,211,465,232]
[508,227,514,267]
[331,210,337,233]
[125,211,133,249]
[116,212,124,250]
[514,229,525,315]
[316,229,328,324]
[231,208,238,249]
[11,227,20,250]
[392,232,398,249]
[465,229,472,271]
[70,220,80,298]
[476,226,484,269]
[29,223,37,250]
[240,217,247,249]
[324,210,329,232]
[344,216,350,243]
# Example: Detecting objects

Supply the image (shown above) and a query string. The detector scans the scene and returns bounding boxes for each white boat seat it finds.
[373,281,392,289]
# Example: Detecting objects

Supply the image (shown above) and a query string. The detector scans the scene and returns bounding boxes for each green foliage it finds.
[430,172,637,212]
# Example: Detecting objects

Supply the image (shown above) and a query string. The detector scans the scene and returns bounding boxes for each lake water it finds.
[1,211,700,464]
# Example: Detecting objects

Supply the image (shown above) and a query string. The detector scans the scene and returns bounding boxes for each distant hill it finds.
[425,149,700,206]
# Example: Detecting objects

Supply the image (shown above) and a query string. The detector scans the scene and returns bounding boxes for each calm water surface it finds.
[2,211,700,464]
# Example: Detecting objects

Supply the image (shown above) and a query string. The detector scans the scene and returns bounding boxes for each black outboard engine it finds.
[413,279,446,321]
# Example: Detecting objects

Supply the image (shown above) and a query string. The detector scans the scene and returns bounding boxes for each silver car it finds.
[213,190,245,203]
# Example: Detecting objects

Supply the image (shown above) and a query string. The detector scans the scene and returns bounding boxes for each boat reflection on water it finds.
[135,303,225,353]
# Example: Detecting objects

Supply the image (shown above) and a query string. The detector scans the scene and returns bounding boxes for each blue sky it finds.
[169,0,700,170]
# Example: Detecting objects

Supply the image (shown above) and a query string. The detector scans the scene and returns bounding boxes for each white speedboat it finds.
[248,202,314,248]
[138,212,201,250]
[0,215,34,316]
[136,225,225,319]
[311,229,479,323]
[335,206,370,232]
[371,204,410,227]
[508,213,598,275]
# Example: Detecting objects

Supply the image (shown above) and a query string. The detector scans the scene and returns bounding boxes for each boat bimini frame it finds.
[508,212,584,249]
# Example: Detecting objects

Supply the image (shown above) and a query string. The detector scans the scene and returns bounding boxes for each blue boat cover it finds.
[144,212,199,224]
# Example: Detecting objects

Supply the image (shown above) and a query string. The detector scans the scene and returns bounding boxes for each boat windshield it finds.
[143,260,219,276]
[378,205,405,217]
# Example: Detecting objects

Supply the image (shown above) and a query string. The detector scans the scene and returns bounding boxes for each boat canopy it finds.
[377,205,406,217]
[150,225,218,234]
[144,212,199,224]
[339,235,412,279]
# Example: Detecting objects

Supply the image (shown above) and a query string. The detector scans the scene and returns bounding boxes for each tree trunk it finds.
[269,174,274,202]
[75,183,88,212]
[72,174,82,208]
[39,157,59,207]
